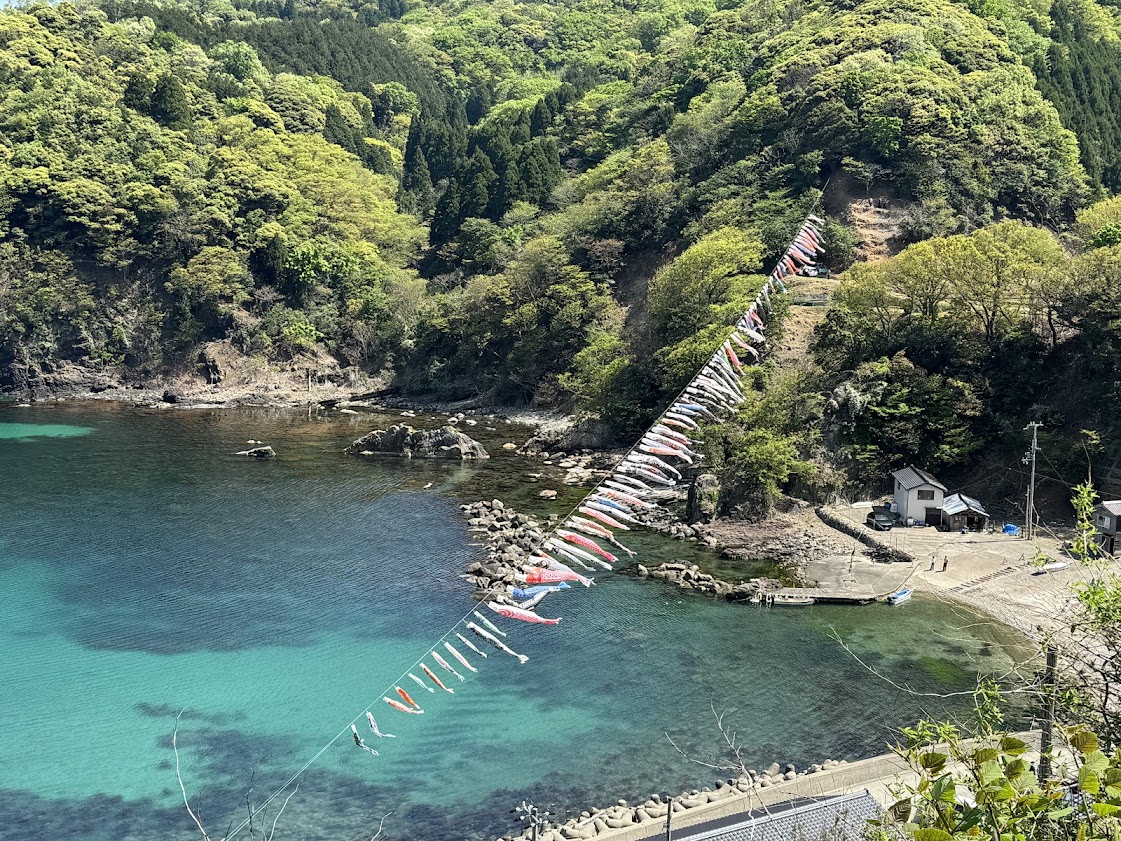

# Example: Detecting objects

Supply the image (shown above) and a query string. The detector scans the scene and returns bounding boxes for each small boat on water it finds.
[770,592,815,606]
[886,588,913,605]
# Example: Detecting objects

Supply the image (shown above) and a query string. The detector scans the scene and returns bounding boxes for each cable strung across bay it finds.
[220,215,829,840]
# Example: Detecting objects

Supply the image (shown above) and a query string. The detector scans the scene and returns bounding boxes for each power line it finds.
[210,217,826,840]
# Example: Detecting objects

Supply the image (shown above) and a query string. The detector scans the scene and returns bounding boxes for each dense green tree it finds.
[1,0,1116,430]
[150,73,191,129]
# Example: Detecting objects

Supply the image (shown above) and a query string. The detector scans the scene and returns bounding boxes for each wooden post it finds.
[1039,643,1058,779]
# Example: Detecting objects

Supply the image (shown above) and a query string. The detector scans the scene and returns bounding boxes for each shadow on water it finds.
[0,403,1038,841]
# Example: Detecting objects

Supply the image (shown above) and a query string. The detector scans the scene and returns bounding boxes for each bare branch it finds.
[174,710,214,841]
[369,807,396,841]
[711,702,749,774]
[266,784,299,841]
[664,731,738,772]
[245,767,257,838]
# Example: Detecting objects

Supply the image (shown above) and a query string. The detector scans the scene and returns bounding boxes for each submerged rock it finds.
[346,424,489,460]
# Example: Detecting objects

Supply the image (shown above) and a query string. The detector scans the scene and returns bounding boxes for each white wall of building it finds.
[894,483,944,523]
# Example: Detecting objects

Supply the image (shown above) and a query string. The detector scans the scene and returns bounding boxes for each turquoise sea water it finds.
[0,403,1032,841]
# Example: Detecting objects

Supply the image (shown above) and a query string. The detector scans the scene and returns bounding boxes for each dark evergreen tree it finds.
[493,161,523,216]
[122,73,154,114]
[431,180,462,244]
[150,73,190,129]
[323,104,358,154]
[510,111,531,146]
[466,85,493,124]
[462,149,497,219]
[529,98,551,136]
[402,146,435,217]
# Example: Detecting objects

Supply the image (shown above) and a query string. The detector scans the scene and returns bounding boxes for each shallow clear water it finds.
[0,403,1032,841]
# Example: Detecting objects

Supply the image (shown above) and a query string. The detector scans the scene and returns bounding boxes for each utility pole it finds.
[1023,422,1042,540]
[1038,642,1058,780]
[665,800,672,841]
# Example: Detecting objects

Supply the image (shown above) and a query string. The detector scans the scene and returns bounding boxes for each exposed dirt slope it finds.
[847,198,907,262]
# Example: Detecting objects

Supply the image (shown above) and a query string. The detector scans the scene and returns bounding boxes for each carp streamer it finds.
[218,216,828,839]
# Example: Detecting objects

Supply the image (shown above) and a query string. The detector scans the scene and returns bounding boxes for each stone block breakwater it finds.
[459,500,780,601]
[498,759,851,841]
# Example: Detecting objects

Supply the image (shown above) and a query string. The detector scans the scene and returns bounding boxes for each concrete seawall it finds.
[508,731,1048,841]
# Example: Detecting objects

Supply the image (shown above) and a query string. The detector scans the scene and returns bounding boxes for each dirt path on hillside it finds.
[772,276,839,368]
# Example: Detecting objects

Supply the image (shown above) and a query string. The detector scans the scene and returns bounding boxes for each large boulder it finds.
[687,473,721,523]
[346,424,490,460]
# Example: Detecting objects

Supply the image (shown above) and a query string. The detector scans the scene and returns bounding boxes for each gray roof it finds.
[679,790,883,841]
[943,493,988,517]
[891,465,947,492]
[1101,501,1121,516]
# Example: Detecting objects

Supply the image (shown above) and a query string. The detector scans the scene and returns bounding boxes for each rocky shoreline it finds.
[500,759,852,841]
[345,424,490,460]
[460,500,790,602]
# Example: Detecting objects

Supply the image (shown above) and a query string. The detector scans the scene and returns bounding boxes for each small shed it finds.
[943,493,989,532]
[891,465,947,526]
[1096,501,1121,555]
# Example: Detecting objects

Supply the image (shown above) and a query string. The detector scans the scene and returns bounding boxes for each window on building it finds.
[917,489,935,500]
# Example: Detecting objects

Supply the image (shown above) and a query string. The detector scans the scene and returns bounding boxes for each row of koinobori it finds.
[350,215,828,755]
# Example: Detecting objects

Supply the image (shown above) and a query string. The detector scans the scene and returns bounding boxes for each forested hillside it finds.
[5,0,1121,502]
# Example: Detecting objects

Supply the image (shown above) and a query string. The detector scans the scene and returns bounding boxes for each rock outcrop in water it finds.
[460,499,550,594]
[235,445,276,458]
[346,424,489,460]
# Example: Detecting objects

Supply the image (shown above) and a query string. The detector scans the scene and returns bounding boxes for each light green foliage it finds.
[1074,196,1121,246]
[410,234,621,401]
[648,228,765,347]
[0,2,425,376]
[890,702,1121,841]
[167,246,252,307]
[699,370,822,517]
[279,318,322,352]
[656,0,1087,226]
[830,353,982,483]
[811,220,1117,486]
[0,0,1113,426]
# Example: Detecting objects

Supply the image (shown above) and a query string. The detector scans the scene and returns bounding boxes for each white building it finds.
[891,465,947,526]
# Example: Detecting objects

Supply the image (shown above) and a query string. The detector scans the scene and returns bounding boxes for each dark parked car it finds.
[798,265,831,278]
[865,510,894,531]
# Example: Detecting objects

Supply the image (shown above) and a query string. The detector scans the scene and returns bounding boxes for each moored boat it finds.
[886,588,913,605]
[770,592,815,606]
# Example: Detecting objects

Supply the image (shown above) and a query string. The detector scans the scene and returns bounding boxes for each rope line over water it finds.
[217,213,828,840]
